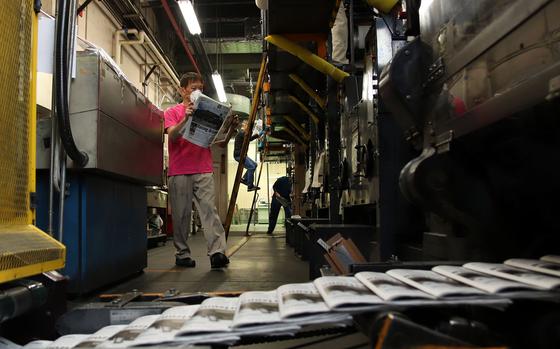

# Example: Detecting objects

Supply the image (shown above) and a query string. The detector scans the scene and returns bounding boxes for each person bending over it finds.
[267,176,292,235]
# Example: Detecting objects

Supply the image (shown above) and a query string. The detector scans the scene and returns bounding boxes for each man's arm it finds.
[167,117,188,142]
[166,104,194,142]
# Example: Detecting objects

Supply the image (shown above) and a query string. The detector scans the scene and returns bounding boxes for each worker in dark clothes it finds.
[234,120,264,191]
[267,176,292,235]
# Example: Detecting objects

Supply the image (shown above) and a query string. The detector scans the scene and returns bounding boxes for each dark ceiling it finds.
[147,0,263,97]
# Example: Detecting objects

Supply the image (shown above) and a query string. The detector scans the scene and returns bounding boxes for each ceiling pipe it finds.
[113,29,180,88]
[113,29,145,65]
[161,0,201,76]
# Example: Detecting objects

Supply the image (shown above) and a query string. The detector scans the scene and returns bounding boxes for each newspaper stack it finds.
[19,254,560,348]
[180,91,233,148]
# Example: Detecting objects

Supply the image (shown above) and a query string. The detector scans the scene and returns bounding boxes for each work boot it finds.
[175,257,196,268]
[210,252,230,269]
[247,185,260,192]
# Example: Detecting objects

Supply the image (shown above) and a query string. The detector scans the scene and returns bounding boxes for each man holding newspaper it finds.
[165,72,238,268]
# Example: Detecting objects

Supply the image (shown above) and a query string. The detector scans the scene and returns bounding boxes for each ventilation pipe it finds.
[112,29,180,88]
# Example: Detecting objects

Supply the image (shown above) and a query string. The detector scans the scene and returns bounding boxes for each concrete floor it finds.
[229,223,274,234]
[101,229,308,295]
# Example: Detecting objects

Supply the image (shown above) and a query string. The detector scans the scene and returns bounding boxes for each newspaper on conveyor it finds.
[277,283,329,319]
[99,315,159,348]
[233,291,282,328]
[540,255,560,264]
[313,276,382,311]
[387,269,485,298]
[171,297,240,345]
[504,258,560,277]
[22,341,52,349]
[231,291,300,336]
[432,265,537,294]
[129,305,199,346]
[464,262,560,290]
[355,272,434,301]
[0,337,22,349]
[74,325,127,348]
[43,335,89,349]
[276,283,352,326]
[181,91,232,148]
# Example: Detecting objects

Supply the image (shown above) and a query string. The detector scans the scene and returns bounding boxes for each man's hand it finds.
[167,103,194,142]
[185,103,194,119]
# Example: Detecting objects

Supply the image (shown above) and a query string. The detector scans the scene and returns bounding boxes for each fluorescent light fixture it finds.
[212,72,228,102]
[177,0,201,35]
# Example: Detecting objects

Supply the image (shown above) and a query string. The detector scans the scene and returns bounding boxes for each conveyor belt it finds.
[49,256,560,348]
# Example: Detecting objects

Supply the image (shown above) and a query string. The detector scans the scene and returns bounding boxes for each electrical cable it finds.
[55,0,88,167]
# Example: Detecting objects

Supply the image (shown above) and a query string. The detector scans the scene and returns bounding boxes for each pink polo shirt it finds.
[164,103,213,176]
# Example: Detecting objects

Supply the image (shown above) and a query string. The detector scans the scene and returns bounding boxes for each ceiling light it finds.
[212,72,228,103]
[177,0,201,35]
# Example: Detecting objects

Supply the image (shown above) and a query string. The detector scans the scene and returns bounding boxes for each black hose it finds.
[55,0,88,167]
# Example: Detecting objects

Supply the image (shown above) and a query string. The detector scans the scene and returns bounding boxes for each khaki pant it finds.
[169,173,227,259]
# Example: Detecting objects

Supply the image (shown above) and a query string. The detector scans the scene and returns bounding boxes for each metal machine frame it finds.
[0,0,65,284]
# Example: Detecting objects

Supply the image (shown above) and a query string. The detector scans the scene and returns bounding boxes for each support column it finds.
[293,145,306,216]
[327,76,341,223]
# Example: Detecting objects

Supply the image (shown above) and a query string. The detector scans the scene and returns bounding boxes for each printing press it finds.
[1,0,560,348]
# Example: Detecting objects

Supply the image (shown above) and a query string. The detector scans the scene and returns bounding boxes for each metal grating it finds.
[0,1,65,283]
[0,225,65,271]
[0,0,32,225]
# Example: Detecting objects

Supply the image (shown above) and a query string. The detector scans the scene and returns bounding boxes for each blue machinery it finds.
[35,50,164,294]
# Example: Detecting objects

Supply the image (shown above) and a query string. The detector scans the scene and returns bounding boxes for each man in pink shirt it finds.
[165,72,237,268]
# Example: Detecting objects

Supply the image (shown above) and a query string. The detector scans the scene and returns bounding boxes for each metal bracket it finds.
[434,130,454,153]
[106,290,143,308]
[422,57,445,88]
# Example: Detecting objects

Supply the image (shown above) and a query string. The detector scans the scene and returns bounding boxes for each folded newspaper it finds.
[277,283,352,326]
[386,269,485,298]
[355,272,434,301]
[180,91,233,148]
[129,305,200,346]
[74,325,127,348]
[541,255,560,264]
[504,258,560,277]
[464,262,560,290]
[29,335,89,349]
[432,266,537,294]
[231,291,301,336]
[313,276,382,311]
[100,315,160,348]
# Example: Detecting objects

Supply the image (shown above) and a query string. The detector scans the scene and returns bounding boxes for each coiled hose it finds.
[54,0,88,167]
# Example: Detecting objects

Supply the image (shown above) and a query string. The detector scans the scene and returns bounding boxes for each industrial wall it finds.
[38,0,230,222]
[41,0,171,105]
